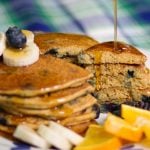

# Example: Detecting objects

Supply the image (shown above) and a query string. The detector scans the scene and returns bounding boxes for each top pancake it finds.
[0,55,92,96]
[34,32,98,57]
[78,41,147,65]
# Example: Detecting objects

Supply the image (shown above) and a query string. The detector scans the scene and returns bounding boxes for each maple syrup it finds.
[113,0,118,50]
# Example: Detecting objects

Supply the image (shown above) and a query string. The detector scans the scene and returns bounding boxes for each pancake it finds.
[61,56,78,64]
[0,55,92,96]
[0,120,90,135]
[94,87,150,104]
[0,130,15,141]
[0,124,14,134]
[89,73,150,90]
[0,120,91,136]
[132,88,150,102]
[0,94,97,119]
[68,121,91,134]
[94,87,131,104]
[78,41,146,65]
[69,120,97,135]
[60,108,97,126]
[84,64,149,77]
[34,32,98,57]
[0,83,94,109]
[0,112,49,129]
[0,103,99,130]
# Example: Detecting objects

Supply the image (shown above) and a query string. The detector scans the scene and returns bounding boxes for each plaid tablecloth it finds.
[0,0,150,51]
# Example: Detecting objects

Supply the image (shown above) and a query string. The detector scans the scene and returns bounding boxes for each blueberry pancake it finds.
[94,87,150,103]
[0,27,100,142]
[85,64,150,90]
[89,73,150,90]
[84,64,149,77]
[0,111,49,129]
[0,124,14,134]
[69,121,91,134]
[0,104,99,135]
[0,104,99,129]
[60,104,100,126]
[94,88,150,115]
[34,33,98,60]
[0,94,97,119]
[76,41,150,111]
[0,119,91,135]
[93,87,132,104]
[78,41,146,65]
[0,55,92,96]
[0,83,94,109]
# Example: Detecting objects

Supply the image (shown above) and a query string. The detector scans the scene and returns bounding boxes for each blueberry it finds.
[0,117,7,125]
[142,95,150,103]
[6,26,27,48]
[105,103,120,112]
[44,48,58,56]
[92,104,100,119]
[6,26,21,36]
[127,70,134,78]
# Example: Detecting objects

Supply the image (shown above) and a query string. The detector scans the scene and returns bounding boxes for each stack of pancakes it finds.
[0,54,100,139]
[78,41,150,110]
[35,33,150,112]
[35,33,150,111]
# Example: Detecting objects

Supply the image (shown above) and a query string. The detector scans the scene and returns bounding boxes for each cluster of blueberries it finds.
[102,95,150,116]
[6,26,26,48]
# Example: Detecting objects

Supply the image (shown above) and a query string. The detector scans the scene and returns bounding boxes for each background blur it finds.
[0,0,150,50]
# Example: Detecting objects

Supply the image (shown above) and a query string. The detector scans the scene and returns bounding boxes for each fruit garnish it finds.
[6,26,26,48]
[104,113,143,142]
[3,43,39,67]
[22,30,34,45]
[3,27,39,67]
[143,124,150,140]
[121,104,150,124]
[37,125,72,150]
[0,32,6,56]
[49,121,83,146]
[13,124,50,149]
[74,124,122,150]
[134,117,150,139]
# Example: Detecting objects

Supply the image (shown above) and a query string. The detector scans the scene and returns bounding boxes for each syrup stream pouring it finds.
[113,0,118,50]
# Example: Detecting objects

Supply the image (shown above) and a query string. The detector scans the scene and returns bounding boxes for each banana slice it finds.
[13,124,50,149]
[0,32,6,56]
[49,121,83,145]
[22,30,34,45]
[3,43,39,67]
[37,125,72,150]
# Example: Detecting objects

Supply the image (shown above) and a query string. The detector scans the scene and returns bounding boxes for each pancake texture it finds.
[34,32,98,57]
[0,55,92,96]
[0,83,94,109]
[78,41,146,65]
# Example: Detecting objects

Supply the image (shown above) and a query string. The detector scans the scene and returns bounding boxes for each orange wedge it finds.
[134,117,150,139]
[74,124,122,150]
[121,104,150,124]
[104,113,143,142]
[143,124,150,140]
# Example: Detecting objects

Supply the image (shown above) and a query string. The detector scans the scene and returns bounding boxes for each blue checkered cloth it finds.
[0,0,150,51]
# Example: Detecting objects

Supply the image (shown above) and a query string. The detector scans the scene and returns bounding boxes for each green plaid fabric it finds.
[0,0,150,51]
